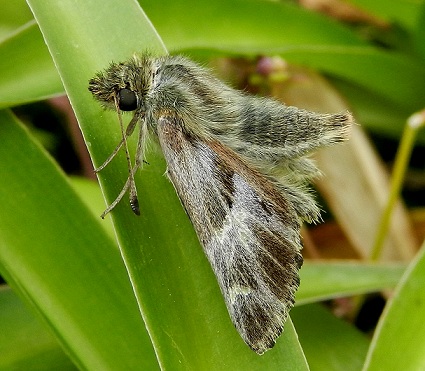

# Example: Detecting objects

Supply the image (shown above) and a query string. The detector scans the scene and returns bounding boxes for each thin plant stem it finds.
[370,110,425,261]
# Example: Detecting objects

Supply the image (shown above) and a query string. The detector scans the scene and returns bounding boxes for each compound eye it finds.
[117,88,138,111]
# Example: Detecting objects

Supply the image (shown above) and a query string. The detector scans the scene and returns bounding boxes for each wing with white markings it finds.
[157,115,303,354]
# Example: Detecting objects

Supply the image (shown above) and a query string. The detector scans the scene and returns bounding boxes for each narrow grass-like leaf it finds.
[344,0,422,29]
[0,287,76,370]
[0,21,62,108]
[363,243,425,370]
[0,0,33,39]
[293,304,369,371]
[140,0,365,51]
[0,110,158,369]
[413,2,425,61]
[297,262,406,305]
[69,177,115,240]
[283,47,425,113]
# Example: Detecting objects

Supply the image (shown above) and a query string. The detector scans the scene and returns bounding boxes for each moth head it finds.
[88,54,155,113]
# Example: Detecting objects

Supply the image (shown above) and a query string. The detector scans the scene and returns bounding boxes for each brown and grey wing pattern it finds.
[157,115,303,354]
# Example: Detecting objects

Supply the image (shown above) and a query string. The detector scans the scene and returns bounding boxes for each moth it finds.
[88,54,352,354]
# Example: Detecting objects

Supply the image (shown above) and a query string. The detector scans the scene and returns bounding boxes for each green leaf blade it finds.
[363,243,425,371]
[297,262,406,305]
[0,110,159,369]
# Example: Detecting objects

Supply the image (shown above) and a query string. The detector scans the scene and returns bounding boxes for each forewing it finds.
[157,116,303,354]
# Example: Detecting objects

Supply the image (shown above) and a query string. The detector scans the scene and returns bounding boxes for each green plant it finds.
[0,0,424,369]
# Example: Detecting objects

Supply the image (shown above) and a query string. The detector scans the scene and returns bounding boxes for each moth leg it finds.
[133,120,148,170]
[126,121,149,216]
[99,160,141,219]
[99,102,144,217]
[100,176,131,218]
[94,113,139,172]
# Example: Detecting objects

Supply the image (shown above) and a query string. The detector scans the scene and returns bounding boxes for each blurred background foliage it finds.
[0,0,425,369]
